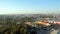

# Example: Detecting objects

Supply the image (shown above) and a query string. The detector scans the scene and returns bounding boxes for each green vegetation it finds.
[0,24,29,34]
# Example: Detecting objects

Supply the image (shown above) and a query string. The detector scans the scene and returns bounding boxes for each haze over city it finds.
[0,0,60,14]
[0,0,60,34]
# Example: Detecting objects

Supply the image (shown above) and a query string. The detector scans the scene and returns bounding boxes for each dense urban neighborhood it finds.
[0,0,60,34]
[0,14,60,34]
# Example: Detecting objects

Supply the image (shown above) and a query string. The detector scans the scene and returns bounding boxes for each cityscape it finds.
[0,14,60,34]
[0,0,60,34]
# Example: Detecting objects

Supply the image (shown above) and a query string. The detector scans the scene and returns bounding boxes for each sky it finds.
[0,0,60,14]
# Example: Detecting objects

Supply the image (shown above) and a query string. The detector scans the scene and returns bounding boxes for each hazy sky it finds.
[0,0,60,14]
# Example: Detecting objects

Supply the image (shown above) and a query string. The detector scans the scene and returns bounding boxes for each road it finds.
[50,25,60,34]
[36,25,60,34]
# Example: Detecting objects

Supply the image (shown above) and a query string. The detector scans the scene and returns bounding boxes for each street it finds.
[36,25,60,34]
